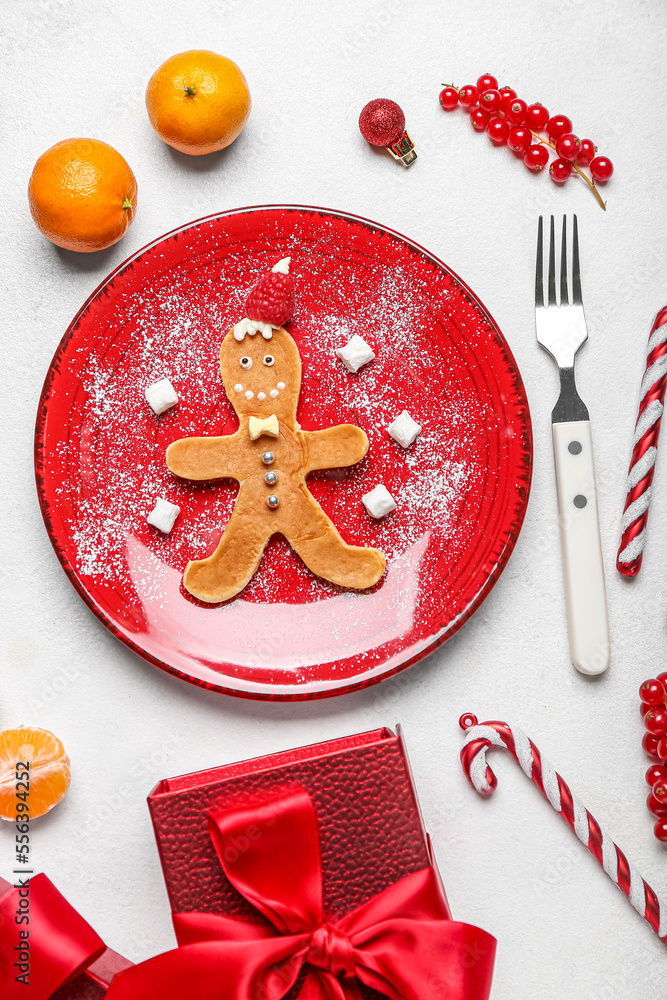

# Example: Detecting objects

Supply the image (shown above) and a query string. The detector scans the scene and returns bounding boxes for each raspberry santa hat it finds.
[233,258,295,342]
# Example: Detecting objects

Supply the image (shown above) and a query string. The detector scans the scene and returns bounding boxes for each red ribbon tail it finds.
[352,919,496,1000]
[106,937,309,1000]
[0,875,105,1000]
[298,968,361,1000]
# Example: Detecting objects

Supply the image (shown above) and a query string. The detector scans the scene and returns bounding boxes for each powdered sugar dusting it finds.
[62,247,480,592]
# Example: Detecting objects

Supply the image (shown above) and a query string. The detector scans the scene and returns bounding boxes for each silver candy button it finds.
[267,494,279,509]
[265,471,277,485]
[262,451,274,465]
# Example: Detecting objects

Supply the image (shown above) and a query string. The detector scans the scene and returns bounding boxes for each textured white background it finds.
[2,1,667,996]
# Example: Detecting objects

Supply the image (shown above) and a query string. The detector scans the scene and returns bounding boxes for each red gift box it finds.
[0,874,132,1000]
[148,727,443,924]
[105,726,495,1000]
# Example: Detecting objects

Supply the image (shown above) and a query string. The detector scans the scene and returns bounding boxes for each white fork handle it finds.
[552,420,610,675]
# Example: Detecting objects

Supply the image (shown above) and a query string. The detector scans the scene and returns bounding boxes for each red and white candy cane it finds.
[459,713,667,945]
[617,305,667,576]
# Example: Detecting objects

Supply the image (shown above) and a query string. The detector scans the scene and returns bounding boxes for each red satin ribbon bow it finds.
[0,873,105,1000]
[107,790,495,1000]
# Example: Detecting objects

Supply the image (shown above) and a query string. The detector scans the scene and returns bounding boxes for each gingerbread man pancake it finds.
[166,260,386,603]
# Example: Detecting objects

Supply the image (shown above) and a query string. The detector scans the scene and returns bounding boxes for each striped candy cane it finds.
[617,306,667,576]
[459,713,667,945]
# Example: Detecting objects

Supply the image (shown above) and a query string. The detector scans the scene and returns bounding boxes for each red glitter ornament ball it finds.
[359,99,405,147]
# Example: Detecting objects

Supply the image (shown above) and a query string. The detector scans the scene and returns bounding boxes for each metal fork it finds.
[535,215,610,676]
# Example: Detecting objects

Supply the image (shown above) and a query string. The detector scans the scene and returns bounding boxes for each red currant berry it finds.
[508,126,532,153]
[658,736,667,761]
[646,709,667,736]
[549,158,572,184]
[646,764,667,787]
[555,133,581,161]
[470,108,491,131]
[439,87,460,111]
[641,702,651,719]
[546,114,573,141]
[480,89,502,113]
[575,138,596,166]
[477,74,498,92]
[505,98,528,125]
[523,144,549,171]
[658,672,667,686]
[526,103,549,130]
[498,87,517,102]
[486,117,510,145]
[654,818,667,842]
[458,85,479,109]
[640,679,666,705]
[590,156,614,182]
[653,780,667,799]
[643,732,661,760]
[648,792,667,817]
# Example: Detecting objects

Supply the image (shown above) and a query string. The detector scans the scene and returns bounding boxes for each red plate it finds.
[35,206,532,699]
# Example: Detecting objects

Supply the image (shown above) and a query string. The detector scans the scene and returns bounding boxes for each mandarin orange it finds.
[145,50,251,155]
[28,138,137,253]
[0,728,71,820]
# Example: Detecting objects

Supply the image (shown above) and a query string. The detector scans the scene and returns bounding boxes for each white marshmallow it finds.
[387,410,422,448]
[362,484,396,519]
[145,378,178,415]
[336,335,376,373]
[147,498,180,534]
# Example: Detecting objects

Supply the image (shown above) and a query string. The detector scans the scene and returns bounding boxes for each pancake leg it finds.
[183,512,270,604]
[284,493,385,590]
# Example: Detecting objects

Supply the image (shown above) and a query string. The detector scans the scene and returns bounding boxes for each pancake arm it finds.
[301,425,368,474]
[166,434,243,481]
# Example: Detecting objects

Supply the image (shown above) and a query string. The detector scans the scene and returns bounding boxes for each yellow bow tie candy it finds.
[248,414,280,441]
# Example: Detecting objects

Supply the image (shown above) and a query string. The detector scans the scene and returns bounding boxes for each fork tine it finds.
[535,216,544,307]
[572,214,582,304]
[547,215,557,306]
[560,216,568,306]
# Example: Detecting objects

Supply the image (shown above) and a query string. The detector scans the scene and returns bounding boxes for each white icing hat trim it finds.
[233,317,275,342]
[272,257,291,274]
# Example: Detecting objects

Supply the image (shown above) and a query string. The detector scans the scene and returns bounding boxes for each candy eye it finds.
[240,357,252,369]
[263,355,275,367]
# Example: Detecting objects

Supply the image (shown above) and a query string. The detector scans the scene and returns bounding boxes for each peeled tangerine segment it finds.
[0,727,71,820]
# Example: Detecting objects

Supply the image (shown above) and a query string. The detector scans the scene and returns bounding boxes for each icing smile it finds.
[231,381,285,402]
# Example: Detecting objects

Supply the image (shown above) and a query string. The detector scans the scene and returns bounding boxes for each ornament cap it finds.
[387,130,417,167]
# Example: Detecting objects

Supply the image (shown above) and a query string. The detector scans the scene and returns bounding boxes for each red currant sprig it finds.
[640,674,667,842]
[438,80,613,210]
